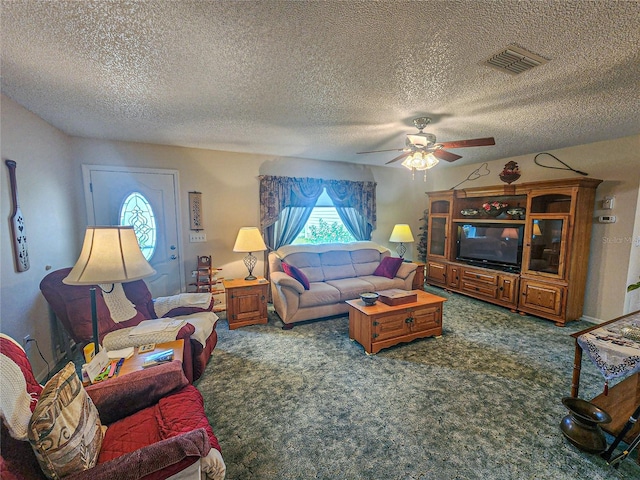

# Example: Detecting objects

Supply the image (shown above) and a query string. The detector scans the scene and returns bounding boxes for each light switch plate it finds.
[189,232,206,242]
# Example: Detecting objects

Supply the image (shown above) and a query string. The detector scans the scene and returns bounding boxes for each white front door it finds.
[82,165,184,297]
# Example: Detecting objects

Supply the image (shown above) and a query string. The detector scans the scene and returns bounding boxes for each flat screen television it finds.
[456,223,524,271]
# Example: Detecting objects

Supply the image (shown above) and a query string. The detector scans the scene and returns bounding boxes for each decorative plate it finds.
[507,207,526,216]
[461,208,479,216]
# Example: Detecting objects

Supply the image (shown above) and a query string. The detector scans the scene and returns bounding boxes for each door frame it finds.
[82,164,186,292]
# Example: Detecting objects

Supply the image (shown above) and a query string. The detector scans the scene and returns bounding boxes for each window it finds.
[293,190,355,244]
[119,192,157,260]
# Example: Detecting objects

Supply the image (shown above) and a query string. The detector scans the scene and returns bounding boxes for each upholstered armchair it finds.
[40,268,218,382]
[0,334,225,479]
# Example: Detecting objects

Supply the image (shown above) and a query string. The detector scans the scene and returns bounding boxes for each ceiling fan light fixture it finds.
[401,151,439,171]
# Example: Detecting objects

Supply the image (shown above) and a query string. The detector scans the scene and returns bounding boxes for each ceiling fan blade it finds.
[433,149,462,162]
[385,152,411,165]
[437,137,496,149]
[357,148,405,154]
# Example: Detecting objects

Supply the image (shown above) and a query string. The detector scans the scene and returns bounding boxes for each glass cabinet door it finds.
[428,216,448,258]
[523,216,568,277]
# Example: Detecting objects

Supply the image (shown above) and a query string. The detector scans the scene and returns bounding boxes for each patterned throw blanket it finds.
[577,311,640,380]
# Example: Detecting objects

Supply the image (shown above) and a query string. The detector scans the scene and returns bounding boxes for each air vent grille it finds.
[484,45,549,75]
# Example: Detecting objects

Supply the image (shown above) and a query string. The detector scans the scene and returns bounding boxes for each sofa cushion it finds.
[299,283,341,308]
[283,252,324,282]
[373,256,403,279]
[351,249,383,276]
[359,275,407,291]
[99,385,221,463]
[281,262,310,290]
[320,251,356,280]
[325,278,376,301]
[28,362,104,478]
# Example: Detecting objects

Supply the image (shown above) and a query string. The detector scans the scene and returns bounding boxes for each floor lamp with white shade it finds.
[63,226,156,353]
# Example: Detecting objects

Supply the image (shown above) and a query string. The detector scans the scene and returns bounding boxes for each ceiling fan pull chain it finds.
[533,152,589,176]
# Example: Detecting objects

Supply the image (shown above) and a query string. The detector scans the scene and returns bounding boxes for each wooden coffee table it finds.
[117,339,184,377]
[347,290,446,354]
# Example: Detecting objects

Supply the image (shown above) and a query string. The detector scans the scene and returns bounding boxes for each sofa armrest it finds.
[396,262,418,280]
[270,271,306,294]
[64,428,210,480]
[86,361,189,424]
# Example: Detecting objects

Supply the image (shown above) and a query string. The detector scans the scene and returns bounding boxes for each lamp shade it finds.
[389,224,415,243]
[63,226,156,285]
[233,227,267,253]
[533,223,542,236]
[501,228,519,239]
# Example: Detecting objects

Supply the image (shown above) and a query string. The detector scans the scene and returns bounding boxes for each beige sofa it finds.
[268,241,417,326]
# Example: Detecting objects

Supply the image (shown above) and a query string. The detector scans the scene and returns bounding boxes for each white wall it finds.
[1,95,80,378]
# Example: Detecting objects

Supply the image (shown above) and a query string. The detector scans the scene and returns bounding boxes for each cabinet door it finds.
[229,285,267,322]
[428,216,449,258]
[519,279,565,316]
[497,276,518,305]
[373,311,410,341]
[411,305,442,332]
[522,216,569,278]
[427,261,447,285]
[446,264,461,289]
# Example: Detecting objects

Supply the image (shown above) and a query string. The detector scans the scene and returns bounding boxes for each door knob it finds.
[170,245,176,250]
[170,254,177,260]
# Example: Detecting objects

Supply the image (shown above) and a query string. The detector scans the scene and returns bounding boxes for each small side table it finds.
[223,277,269,329]
[412,261,426,290]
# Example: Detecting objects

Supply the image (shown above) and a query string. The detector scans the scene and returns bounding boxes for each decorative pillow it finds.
[373,256,403,279]
[281,262,310,290]
[28,362,104,479]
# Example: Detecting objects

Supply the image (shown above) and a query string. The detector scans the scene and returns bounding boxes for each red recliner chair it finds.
[0,334,225,479]
[40,268,218,383]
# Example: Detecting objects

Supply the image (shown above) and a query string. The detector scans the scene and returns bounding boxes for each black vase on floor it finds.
[560,397,612,454]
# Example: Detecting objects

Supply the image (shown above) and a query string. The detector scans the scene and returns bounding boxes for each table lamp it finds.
[233,227,267,280]
[389,224,414,259]
[63,226,156,353]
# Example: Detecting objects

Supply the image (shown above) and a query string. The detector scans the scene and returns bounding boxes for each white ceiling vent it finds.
[484,45,549,75]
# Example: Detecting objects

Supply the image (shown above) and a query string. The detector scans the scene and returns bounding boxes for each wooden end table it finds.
[412,261,426,290]
[347,290,446,354]
[223,277,269,329]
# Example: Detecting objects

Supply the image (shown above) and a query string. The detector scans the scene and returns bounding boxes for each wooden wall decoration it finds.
[5,160,29,271]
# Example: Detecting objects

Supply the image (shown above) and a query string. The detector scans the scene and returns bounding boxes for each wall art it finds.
[5,159,29,271]
[189,191,203,230]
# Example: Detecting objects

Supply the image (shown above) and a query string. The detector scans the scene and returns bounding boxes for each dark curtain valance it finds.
[259,175,377,232]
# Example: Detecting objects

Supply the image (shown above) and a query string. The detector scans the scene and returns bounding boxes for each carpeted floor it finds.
[195,287,640,479]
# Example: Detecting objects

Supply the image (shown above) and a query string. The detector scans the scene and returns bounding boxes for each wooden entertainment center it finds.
[425,177,602,326]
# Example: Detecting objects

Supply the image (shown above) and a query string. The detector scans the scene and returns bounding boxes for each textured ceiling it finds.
[2,1,639,168]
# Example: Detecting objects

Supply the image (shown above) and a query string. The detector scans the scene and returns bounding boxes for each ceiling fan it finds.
[357,117,495,167]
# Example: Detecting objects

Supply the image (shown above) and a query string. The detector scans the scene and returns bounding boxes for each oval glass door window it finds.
[119,192,157,260]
